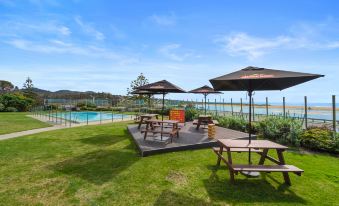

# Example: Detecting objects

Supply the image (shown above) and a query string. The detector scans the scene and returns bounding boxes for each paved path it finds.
[0,115,134,141]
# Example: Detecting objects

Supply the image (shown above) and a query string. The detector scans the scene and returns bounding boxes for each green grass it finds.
[0,122,338,205]
[0,112,51,135]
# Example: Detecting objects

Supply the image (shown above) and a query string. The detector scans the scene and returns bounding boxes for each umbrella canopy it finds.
[209,66,324,176]
[189,85,222,115]
[136,80,186,140]
[210,66,324,92]
[136,80,186,93]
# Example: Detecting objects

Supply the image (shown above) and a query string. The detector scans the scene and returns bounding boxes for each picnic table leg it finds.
[277,149,291,185]
[216,145,223,166]
[258,149,269,165]
[226,148,235,184]
[138,117,144,129]
[196,119,201,129]
[144,122,149,140]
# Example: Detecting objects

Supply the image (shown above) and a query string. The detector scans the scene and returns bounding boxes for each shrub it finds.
[185,105,200,121]
[0,93,34,112]
[216,116,248,132]
[6,107,18,112]
[111,107,126,112]
[300,128,338,154]
[0,103,4,112]
[256,116,303,145]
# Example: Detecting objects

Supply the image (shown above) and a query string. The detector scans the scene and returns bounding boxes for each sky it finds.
[0,0,339,104]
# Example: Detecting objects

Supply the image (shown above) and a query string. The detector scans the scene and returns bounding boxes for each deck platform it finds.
[128,122,255,156]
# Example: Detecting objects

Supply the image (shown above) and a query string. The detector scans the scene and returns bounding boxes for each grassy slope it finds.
[0,122,337,206]
[0,112,51,135]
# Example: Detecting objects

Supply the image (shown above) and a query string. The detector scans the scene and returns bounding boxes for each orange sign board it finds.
[169,109,185,123]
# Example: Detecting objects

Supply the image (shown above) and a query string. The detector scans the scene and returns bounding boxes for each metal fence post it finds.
[87,111,89,125]
[112,109,114,122]
[304,96,308,129]
[231,98,233,116]
[283,97,286,118]
[266,97,268,116]
[222,98,225,116]
[333,95,336,134]
[215,98,217,116]
[69,110,72,127]
[100,111,102,124]
[240,98,243,114]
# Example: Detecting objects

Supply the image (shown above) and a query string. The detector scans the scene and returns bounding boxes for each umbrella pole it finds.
[161,92,165,140]
[242,91,260,177]
[204,94,207,115]
[248,91,252,163]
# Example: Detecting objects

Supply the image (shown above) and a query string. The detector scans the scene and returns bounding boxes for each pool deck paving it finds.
[128,122,254,156]
[0,115,135,141]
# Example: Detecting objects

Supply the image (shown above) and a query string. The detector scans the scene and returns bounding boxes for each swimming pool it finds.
[51,111,131,123]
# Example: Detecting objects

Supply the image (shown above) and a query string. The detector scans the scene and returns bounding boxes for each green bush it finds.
[216,115,248,132]
[256,116,303,145]
[6,107,18,112]
[111,107,126,112]
[0,93,34,112]
[0,103,4,112]
[185,105,200,121]
[300,128,338,154]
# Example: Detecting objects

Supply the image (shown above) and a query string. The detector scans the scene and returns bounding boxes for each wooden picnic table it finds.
[193,115,219,129]
[142,120,179,143]
[137,114,159,129]
[213,139,303,185]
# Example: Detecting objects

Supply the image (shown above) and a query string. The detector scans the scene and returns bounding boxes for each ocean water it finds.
[196,104,339,121]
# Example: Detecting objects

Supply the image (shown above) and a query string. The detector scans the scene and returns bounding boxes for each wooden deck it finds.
[128,122,255,156]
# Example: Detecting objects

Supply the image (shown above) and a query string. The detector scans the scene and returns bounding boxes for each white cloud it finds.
[74,16,105,40]
[216,20,339,60]
[6,39,138,64]
[0,20,71,37]
[150,13,176,26]
[216,33,292,60]
[158,43,199,61]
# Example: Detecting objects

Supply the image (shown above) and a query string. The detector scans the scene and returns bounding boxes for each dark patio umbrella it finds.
[210,66,324,176]
[189,85,222,115]
[136,80,186,140]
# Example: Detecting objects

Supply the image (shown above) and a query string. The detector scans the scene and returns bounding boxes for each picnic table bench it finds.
[193,115,219,129]
[213,139,303,185]
[141,120,180,143]
[137,114,159,129]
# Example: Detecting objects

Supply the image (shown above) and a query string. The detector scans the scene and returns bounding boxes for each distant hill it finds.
[20,88,122,101]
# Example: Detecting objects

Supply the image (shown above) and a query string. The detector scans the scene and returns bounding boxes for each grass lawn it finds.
[0,112,51,135]
[0,122,337,205]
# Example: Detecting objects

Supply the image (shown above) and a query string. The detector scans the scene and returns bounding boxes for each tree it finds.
[0,80,14,92]
[126,73,150,106]
[23,77,34,90]
[22,77,39,104]
[126,73,149,95]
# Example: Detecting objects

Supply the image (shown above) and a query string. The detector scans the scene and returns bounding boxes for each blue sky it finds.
[0,0,338,103]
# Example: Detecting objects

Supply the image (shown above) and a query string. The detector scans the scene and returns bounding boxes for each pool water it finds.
[51,111,130,123]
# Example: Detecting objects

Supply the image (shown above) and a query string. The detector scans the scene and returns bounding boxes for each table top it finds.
[140,114,158,118]
[218,139,288,149]
[146,119,179,124]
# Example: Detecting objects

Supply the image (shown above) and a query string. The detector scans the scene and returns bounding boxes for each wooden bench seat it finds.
[232,164,303,175]
[193,120,219,125]
[212,147,262,153]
